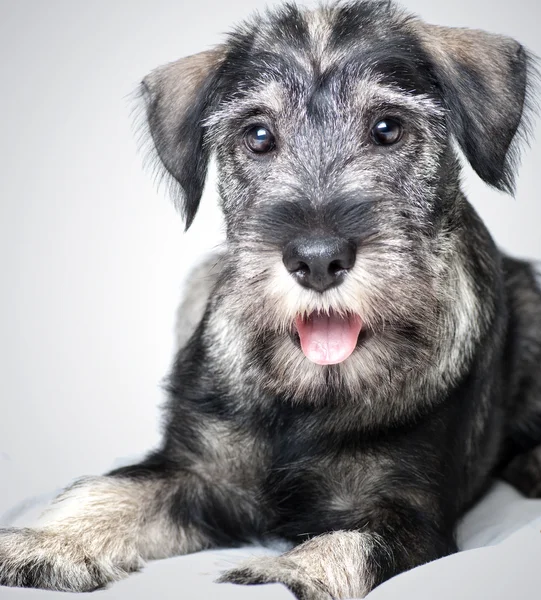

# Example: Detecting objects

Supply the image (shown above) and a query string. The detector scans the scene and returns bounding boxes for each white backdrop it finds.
[1,0,540,516]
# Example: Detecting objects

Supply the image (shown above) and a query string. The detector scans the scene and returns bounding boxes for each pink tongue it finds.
[295,312,363,365]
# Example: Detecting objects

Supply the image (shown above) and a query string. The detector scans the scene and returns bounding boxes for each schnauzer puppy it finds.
[1,1,540,598]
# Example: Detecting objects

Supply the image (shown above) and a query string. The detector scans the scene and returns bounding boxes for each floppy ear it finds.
[411,23,536,194]
[142,48,225,229]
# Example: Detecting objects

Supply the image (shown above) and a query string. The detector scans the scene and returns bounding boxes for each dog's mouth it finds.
[292,311,364,365]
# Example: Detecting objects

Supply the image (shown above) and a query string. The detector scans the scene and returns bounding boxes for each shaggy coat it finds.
[1,2,540,598]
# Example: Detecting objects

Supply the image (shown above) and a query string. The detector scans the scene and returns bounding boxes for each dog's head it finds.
[142,1,535,404]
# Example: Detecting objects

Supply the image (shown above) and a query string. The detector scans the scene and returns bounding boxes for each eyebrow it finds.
[355,79,445,118]
[204,103,278,130]
[205,50,445,134]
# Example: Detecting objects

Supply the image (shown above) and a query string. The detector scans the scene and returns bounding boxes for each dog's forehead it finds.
[219,2,435,111]
[237,2,409,56]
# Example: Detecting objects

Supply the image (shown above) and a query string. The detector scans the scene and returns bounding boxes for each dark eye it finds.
[244,126,275,154]
[371,119,403,146]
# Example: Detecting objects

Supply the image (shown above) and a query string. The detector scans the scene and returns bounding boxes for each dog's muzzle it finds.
[283,236,362,365]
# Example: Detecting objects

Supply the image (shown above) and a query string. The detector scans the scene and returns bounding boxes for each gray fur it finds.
[0,476,206,591]
[1,2,541,598]
[220,531,382,599]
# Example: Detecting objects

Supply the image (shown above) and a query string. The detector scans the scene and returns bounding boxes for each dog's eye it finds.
[244,126,275,154]
[371,119,403,146]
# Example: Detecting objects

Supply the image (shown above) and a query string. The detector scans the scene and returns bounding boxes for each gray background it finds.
[0,0,540,525]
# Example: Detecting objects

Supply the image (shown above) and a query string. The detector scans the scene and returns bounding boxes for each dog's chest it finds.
[261,424,395,538]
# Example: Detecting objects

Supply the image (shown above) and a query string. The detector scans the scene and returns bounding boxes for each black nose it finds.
[282,236,357,292]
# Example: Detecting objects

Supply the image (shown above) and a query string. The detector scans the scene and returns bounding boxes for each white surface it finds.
[0,547,293,600]
[1,482,541,599]
[369,518,541,600]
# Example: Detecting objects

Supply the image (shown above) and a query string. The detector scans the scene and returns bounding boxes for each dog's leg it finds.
[0,457,251,591]
[221,520,456,599]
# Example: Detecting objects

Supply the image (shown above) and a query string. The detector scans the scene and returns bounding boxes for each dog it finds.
[1,1,541,598]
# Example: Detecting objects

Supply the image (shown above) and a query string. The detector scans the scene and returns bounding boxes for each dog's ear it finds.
[142,48,225,229]
[411,23,536,194]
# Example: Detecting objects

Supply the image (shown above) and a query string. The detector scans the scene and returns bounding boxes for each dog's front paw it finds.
[219,556,333,600]
[0,527,132,591]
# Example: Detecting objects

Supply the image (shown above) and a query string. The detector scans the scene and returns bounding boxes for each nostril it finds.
[284,255,311,275]
[294,261,310,275]
[328,259,345,275]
